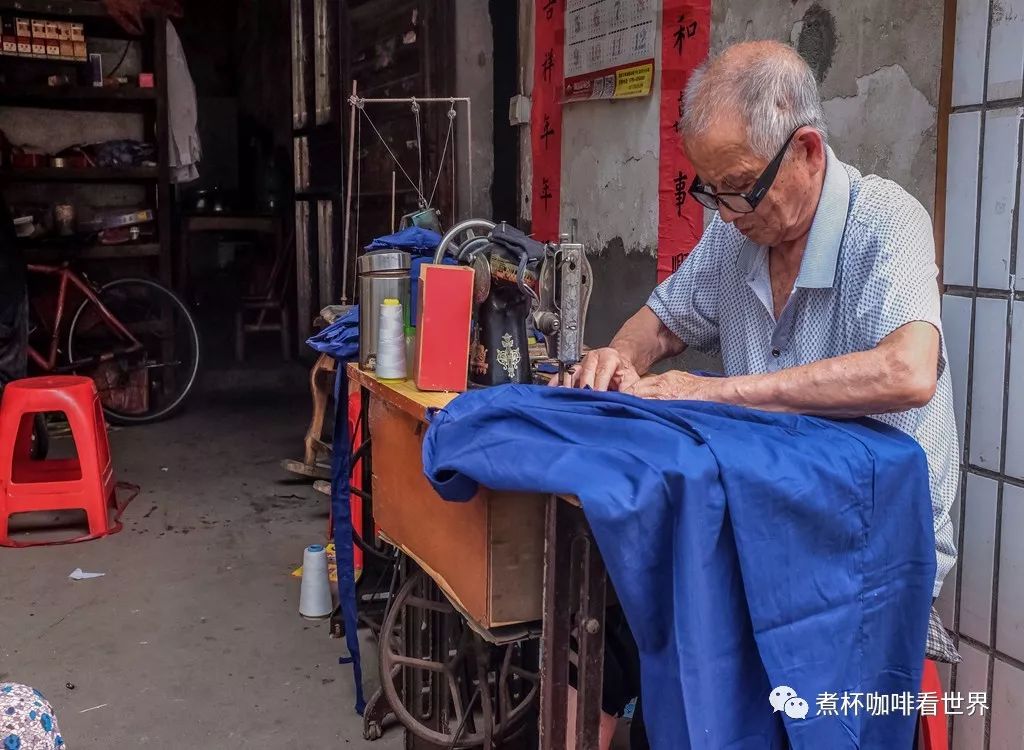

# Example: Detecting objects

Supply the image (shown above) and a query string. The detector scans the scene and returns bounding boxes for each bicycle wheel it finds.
[67,278,201,425]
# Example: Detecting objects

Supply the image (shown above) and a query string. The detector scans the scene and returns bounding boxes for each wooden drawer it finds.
[369,398,546,628]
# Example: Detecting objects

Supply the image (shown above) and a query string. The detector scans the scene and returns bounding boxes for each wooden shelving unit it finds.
[0,84,158,111]
[0,1,172,281]
[1,166,160,182]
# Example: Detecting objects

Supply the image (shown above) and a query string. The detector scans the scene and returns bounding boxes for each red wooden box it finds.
[414,264,473,392]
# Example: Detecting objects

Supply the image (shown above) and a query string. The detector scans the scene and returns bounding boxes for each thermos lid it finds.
[357,248,412,274]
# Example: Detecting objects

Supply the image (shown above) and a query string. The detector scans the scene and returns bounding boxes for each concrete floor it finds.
[0,365,402,748]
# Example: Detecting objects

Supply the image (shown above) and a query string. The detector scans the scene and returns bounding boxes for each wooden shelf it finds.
[0,1,107,19]
[0,85,157,111]
[0,166,159,182]
[23,241,160,261]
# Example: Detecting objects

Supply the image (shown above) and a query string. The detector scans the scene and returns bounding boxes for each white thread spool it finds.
[376,298,407,380]
[299,544,333,619]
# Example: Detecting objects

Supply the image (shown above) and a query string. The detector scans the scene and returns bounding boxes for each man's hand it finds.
[548,347,641,391]
[623,370,721,401]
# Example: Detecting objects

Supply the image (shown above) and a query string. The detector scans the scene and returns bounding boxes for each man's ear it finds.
[795,128,826,172]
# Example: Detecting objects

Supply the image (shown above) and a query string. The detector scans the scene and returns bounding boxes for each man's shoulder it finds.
[843,162,931,233]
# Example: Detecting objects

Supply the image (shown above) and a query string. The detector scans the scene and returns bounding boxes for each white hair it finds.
[681,41,828,159]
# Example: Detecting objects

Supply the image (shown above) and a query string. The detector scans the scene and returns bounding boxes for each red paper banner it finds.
[657,0,711,281]
[531,0,565,242]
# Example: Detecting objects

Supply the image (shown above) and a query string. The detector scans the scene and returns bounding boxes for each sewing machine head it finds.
[534,236,593,380]
[434,220,592,386]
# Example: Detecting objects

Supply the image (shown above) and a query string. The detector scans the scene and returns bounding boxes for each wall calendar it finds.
[564,0,657,102]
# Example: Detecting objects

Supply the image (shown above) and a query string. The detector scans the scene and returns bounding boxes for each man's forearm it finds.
[718,329,937,417]
[610,307,685,375]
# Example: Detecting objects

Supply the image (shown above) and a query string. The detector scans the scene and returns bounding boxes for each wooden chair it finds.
[235,230,293,361]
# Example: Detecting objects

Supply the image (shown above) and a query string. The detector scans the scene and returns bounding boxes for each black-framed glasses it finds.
[689,126,805,214]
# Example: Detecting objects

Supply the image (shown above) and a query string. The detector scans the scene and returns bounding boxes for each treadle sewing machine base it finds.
[349,365,609,749]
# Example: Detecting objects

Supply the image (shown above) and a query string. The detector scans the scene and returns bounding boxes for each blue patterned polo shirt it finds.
[648,147,959,596]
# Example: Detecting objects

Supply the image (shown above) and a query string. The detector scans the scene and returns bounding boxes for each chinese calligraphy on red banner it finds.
[531,0,565,242]
[657,0,710,281]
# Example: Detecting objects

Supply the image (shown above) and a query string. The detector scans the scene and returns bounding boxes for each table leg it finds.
[541,497,607,750]
[541,496,572,749]
[574,511,607,748]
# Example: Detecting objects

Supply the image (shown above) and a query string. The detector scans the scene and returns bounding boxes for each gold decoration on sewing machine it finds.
[496,333,522,381]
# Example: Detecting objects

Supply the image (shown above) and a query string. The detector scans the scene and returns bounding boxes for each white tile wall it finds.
[960,474,999,644]
[990,659,1024,750]
[953,641,991,750]
[977,108,1020,290]
[942,294,974,443]
[952,0,992,107]
[969,297,1008,469]
[997,484,1024,661]
[1005,301,1024,480]
[944,112,983,286]
[987,0,1024,101]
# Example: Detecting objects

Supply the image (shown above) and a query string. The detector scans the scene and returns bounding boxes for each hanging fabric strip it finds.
[530,0,565,242]
[657,0,711,282]
[331,364,366,714]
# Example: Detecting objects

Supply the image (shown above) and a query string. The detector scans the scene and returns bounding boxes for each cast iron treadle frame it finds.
[540,496,607,749]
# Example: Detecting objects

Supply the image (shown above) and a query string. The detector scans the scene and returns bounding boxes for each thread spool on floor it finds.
[299,544,333,619]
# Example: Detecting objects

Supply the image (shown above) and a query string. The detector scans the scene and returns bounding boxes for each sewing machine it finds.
[434,220,593,386]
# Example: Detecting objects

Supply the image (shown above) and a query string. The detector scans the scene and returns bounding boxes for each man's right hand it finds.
[548,347,641,391]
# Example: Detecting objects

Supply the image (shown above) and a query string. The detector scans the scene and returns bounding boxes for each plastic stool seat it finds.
[920,659,948,749]
[0,375,117,545]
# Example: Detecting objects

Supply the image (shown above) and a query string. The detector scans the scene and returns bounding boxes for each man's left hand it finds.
[622,370,722,401]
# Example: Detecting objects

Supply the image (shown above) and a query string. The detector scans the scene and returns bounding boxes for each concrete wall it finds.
[456,0,495,220]
[518,0,945,352]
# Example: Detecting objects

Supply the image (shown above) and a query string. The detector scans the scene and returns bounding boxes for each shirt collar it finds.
[736,146,850,289]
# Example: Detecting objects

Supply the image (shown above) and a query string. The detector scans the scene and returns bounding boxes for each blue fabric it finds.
[364,227,442,252]
[305,310,364,714]
[306,306,359,359]
[421,386,935,749]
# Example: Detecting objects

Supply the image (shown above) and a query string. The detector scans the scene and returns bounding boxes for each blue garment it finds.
[306,306,359,359]
[364,227,442,252]
[422,386,935,749]
[305,310,364,713]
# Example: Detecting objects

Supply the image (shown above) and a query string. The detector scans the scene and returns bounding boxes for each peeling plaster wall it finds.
[718,0,943,210]
[518,0,945,353]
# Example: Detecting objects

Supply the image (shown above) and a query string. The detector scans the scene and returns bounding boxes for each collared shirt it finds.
[647,146,958,595]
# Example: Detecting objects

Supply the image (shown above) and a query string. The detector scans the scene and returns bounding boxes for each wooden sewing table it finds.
[348,364,609,749]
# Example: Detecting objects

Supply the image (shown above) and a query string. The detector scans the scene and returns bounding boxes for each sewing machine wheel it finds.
[434,219,497,264]
[378,570,540,748]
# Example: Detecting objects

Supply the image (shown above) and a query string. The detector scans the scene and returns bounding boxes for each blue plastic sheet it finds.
[421,385,934,749]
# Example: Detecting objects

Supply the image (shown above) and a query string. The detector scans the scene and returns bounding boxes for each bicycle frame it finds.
[27,264,144,374]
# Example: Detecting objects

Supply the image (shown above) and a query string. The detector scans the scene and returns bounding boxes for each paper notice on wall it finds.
[531,0,565,241]
[564,0,657,102]
[657,0,711,281]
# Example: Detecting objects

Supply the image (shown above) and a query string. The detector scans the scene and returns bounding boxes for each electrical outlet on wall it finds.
[508,94,531,126]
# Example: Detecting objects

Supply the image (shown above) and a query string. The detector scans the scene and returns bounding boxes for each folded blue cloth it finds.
[422,386,935,749]
[364,227,442,253]
[306,306,359,359]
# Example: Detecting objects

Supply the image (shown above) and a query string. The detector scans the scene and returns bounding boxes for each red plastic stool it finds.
[920,659,948,750]
[0,375,117,546]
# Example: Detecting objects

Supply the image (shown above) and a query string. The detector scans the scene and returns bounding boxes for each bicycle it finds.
[27,263,201,425]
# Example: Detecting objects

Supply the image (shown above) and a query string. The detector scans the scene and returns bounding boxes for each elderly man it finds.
[562,40,959,749]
